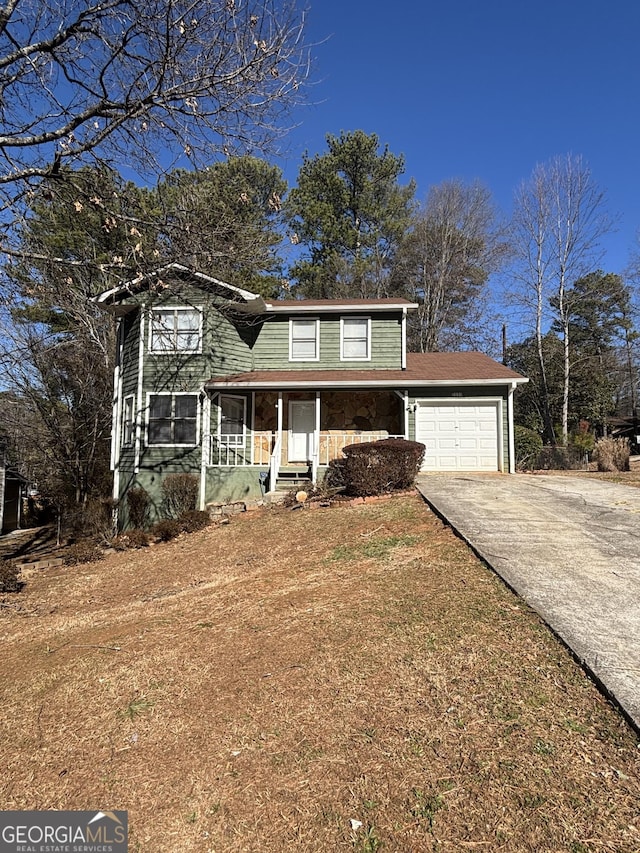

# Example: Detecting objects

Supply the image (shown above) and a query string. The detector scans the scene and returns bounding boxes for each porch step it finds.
[274,476,312,493]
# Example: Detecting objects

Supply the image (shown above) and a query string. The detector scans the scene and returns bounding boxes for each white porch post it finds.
[277,391,283,444]
[269,391,283,488]
[250,391,256,465]
[507,381,516,473]
[313,390,321,484]
[404,391,410,440]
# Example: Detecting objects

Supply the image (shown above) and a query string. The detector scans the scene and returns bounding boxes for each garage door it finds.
[416,401,500,471]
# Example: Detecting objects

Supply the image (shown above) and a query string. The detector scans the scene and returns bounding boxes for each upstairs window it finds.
[147,393,198,445]
[150,307,202,353]
[289,318,319,361]
[341,316,371,360]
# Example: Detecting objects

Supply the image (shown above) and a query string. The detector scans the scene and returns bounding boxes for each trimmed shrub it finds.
[63,541,104,565]
[178,510,211,533]
[162,474,199,518]
[113,528,149,550]
[340,438,425,496]
[127,487,151,529]
[151,518,182,542]
[514,426,543,470]
[594,436,630,472]
[0,560,21,593]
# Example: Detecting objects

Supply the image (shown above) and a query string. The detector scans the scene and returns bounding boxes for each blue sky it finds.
[276,0,640,278]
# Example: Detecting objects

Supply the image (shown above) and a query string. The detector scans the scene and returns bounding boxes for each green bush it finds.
[0,560,21,593]
[514,426,543,470]
[569,420,595,456]
[340,438,425,496]
[594,436,630,472]
[151,518,182,542]
[178,510,211,533]
[127,487,151,529]
[162,474,199,518]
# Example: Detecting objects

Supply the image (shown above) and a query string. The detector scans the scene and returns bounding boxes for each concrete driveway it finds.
[416,473,640,732]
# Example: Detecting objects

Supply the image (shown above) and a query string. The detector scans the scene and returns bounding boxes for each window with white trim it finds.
[150,307,202,353]
[122,395,135,447]
[219,395,246,446]
[289,318,319,361]
[148,393,198,445]
[341,316,370,360]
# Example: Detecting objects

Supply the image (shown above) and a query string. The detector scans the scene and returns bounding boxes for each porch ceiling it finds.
[204,352,527,391]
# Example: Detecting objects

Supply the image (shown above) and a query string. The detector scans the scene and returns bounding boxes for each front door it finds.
[288,400,315,462]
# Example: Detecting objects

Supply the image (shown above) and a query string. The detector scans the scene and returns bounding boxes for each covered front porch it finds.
[203,389,407,493]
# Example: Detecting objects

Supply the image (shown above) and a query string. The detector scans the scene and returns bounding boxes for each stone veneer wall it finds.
[253,391,402,434]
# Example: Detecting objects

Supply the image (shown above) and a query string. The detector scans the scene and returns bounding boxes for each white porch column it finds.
[277,391,283,440]
[404,391,410,440]
[250,391,256,465]
[313,390,321,483]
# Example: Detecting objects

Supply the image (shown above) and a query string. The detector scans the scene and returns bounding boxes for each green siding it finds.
[251,313,403,370]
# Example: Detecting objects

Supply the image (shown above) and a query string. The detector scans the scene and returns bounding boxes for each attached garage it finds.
[415,399,502,472]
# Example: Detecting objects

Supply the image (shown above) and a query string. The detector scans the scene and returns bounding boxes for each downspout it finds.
[134,305,146,474]
[199,389,210,510]
[401,307,407,369]
[507,381,516,474]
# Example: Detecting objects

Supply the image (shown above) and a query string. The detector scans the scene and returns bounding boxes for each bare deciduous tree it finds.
[392,179,503,352]
[509,154,613,444]
[0,0,308,232]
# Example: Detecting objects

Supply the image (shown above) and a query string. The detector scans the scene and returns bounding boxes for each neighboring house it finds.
[0,444,27,534]
[96,265,527,526]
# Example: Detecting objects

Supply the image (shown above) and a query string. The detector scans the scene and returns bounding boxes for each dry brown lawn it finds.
[1,495,639,852]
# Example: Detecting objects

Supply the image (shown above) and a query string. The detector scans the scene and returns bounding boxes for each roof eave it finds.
[205,376,529,391]
[263,302,419,313]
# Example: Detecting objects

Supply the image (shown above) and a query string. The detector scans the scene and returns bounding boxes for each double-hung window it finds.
[289,318,319,361]
[341,316,370,360]
[219,395,246,447]
[148,393,198,445]
[150,307,202,353]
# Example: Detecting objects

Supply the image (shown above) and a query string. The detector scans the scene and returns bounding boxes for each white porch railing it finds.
[207,431,405,469]
[208,431,274,467]
[317,433,404,465]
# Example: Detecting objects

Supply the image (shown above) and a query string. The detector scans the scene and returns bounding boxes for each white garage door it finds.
[416,401,501,472]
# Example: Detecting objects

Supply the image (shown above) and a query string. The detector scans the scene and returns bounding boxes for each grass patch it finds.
[0,496,638,852]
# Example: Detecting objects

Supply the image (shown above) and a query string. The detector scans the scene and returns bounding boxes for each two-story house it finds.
[96,264,527,526]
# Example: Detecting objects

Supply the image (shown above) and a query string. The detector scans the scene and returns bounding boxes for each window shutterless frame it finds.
[289,317,320,361]
[149,307,203,354]
[146,392,199,446]
[340,315,371,361]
